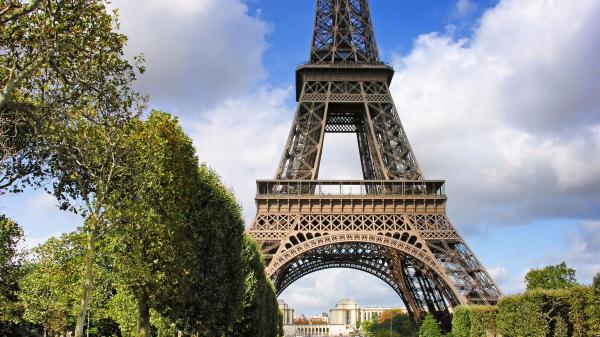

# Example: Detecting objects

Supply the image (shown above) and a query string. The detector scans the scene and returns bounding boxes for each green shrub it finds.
[448,277,598,337]
[373,329,401,337]
[554,317,568,337]
[587,273,600,336]
[469,306,497,337]
[419,313,441,337]
[497,289,570,337]
[560,286,590,336]
[451,307,471,337]
[451,305,497,337]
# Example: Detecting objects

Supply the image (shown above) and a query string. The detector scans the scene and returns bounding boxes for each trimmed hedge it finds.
[452,306,496,337]
[452,307,471,337]
[451,284,597,337]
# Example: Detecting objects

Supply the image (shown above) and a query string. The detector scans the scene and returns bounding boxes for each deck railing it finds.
[256,180,445,197]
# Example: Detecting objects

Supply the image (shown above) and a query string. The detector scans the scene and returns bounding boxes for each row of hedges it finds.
[452,284,600,337]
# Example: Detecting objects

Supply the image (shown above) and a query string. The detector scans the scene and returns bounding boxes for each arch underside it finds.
[272,241,460,328]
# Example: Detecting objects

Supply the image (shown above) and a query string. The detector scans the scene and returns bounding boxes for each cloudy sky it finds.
[2,0,600,317]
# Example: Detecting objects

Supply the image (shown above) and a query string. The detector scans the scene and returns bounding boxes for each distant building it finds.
[279,299,406,337]
[360,306,407,322]
[279,299,295,325]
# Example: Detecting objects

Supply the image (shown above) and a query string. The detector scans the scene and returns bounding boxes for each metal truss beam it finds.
[310,0,380,64]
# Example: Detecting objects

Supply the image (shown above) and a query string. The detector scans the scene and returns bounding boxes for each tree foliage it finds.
[451,307,471,337]
[1,2,145,336]
[0,0,145,193]
[152,167,246,336]
[366,309,416,337]
[554,316,568,337]
[497,289,590,337]
[453,283,600,337]
[230,235,282,337]
[105,111,201,337]
[373,329,401,337]
[17,229,180,337]
[419,313,441,337]
[0,2,287,336]
[587,273,600,335]
[526,262,578,291]
[18,231,116,336]
[0,214,24,326]
[109,120,250,336]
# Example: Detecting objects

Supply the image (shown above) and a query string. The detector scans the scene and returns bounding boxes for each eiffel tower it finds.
[248,0,501,328]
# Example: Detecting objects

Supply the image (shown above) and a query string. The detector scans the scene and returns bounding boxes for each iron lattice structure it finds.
[248,0,501,329]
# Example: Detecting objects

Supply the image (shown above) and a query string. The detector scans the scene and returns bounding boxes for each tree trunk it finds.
[74,225,96,337]
[138,291,151,337]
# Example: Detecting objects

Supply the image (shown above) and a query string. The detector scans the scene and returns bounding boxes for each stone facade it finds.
[279,299,404,336]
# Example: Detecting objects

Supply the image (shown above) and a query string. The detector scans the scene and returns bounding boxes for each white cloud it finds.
[566,221,600,281]
[26,192,57,214]
[455,0,477,18]
[142,0,216,15]
[390,0,600,230]
[186,86,293,222]
[487,265,527,294]
[279,269,400,317]
[111,0,271,110]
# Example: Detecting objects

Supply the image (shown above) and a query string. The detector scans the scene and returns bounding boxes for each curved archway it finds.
[268,232,445,279]
[270,237,463,329]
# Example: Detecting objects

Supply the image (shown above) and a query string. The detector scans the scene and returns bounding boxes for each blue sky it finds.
[1,0,599,317]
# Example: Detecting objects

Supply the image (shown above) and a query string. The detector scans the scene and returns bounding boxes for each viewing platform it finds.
[254,180,448,215]
[256,180,446,197]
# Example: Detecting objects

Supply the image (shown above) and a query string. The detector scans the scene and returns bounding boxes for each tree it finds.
[136,154,245,336]
[366,310,415,337]
[588,273,600,335]
[419,313,441,337]
[379,309,404,322]
[2,3,144,335]
[0,215,23,322]
[105,111,203,337]
[362,316,376,334]
[230,235,282,337]
[374,330,401,337]
[19,231,116,336]
[45,109,140,337]
[18,230,172,337]
[294,315,309,325]
[525,262,577,290]
[1,0,145,191]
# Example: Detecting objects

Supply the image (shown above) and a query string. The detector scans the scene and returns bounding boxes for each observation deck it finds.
[255,180,448,214]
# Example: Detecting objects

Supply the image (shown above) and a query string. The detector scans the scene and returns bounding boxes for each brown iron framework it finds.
[248,0,501,329]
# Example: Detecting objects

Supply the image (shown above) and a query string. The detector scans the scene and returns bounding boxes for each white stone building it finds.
[279,299,295,325]
[279,299,405,336]
[360,306,408,322]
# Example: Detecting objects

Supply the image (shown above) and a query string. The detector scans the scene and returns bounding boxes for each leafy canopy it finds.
[1,0,145,193]
[525,262,577,290]
[0,215,24,321]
